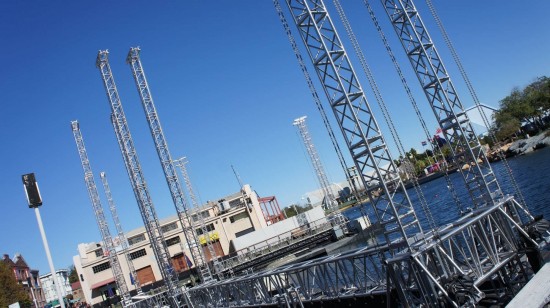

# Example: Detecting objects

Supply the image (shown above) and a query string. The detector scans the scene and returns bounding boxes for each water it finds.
[344,146,550,232]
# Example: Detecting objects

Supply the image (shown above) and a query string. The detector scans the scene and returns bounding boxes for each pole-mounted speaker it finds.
[22,173,43,208]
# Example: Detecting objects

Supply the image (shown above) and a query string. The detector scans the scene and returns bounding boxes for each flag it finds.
[184,253,193,268]
[421,141,427,146]
[435,127,442,134]
[130,274,135,285]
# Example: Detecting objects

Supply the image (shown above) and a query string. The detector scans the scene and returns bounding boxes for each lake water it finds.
[344,146,550,231]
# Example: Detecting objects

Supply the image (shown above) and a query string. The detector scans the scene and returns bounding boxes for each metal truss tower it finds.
[96,51,182,306]
[380,0,505,210]
[70,121,132,307]
[173,157,222,278]
[283,0,423,252]
[100,171,142,294]
[293,116,337,212]
[126,47,213,283]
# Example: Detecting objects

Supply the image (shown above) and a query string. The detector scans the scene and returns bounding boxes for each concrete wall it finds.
[231,206,327,251]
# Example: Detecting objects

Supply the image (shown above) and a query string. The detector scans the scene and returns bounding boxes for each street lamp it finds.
[22,173,66,308]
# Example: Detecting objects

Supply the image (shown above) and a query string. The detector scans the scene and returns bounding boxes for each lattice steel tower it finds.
[99,171,142,294]
[293,116,337,211]
[283,0,423,252]
[70,120,132,307]
[126,47,213,283]
[174,157,222,278]
[96,50,182,306]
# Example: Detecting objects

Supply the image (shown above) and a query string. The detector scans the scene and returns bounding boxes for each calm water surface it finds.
[344,146,550,231]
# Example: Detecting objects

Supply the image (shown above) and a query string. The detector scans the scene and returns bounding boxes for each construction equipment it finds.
[96,51,183,307]
[126,47,213,283]
[70,120,133,307]
[173,157,223,279]
[99,171,142,295]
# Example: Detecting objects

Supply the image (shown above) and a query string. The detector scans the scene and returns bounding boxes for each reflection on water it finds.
[344,147,550,240]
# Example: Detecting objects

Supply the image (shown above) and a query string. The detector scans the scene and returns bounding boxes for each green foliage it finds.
[283,204,313,218]
[68,265,79,284]
[493,76,550,140]
[0,262,31,307]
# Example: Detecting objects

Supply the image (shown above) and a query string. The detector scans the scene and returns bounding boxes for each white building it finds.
[73,184,269,306]
[39,269,72,303]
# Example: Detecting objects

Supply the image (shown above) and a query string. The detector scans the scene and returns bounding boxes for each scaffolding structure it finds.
[96,51,183,307]
[99,171,142,295]
[184,0,547,306]
[70,121,133,307]
[126,47,213,283]
[173,157,222,279]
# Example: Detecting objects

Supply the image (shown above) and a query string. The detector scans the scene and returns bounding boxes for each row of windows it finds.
[161,222,178,233]
[128,234,146,246]
[229,199,243,208]
[196,224,215,235]
[166,236,181,247]
[129,249,147,260]
[92,262,111,274]
[191,211,210,222]
[230,212,248,223]
[94,249,103,257]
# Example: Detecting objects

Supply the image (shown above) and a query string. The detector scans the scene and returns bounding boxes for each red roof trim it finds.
[90,277,115,289]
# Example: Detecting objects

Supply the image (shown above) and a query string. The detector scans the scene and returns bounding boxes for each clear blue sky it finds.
[1,1,548,275]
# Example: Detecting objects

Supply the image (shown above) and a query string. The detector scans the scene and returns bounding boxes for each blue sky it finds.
[1,1,548,275]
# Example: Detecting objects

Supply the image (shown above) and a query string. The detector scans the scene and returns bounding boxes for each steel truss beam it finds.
[96,51,182,306]
[186,199,536,307]
[126,47,213,283]
[379,0,506,211]
[100,171,143,294]
[71,121,133,307]
[284,0,423,252]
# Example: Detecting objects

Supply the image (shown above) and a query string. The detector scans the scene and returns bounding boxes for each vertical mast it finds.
[283,0,423,251]
[70,120,132,306]
[96,50,181,305]
[126,47,212,283]
[99,171,142,294]
[292,116,336,211]
[379,0,504,209]
[174,157,223,278]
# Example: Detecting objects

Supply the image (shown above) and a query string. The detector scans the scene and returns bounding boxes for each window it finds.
[129,249,147,260]
[92,262,111,274]
[161,222,178,233]
[128,234,146,246]
[165,236,181,247]
[229,212,248,223]
[196,224,215,235]
[94,249,103,257]
[191,211,210,222]
[235,227,255,238]
[229,199,243,208]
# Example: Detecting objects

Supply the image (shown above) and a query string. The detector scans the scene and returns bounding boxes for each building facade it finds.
[73,184,269,306]
[2,253,47,308]
[39,269,72,304]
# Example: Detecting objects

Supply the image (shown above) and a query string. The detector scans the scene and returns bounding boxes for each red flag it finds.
[435,127,442,134]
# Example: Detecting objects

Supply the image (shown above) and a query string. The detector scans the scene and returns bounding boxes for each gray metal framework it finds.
[99,171,142,294]
[187,197,538,307]
[125,47,213,283]
[70,121,132,307]
[173,157,222,278]
[284,0,423,251]
[293,116,337,211]
[380,0,504,210]
[183,1,545,306]
[96,51,182,306]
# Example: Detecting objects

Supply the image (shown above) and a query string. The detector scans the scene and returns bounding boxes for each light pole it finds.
[22,173,66,308]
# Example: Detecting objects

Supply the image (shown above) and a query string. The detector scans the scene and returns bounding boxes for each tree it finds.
[0,262,31,307]
[68,265,79,284]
